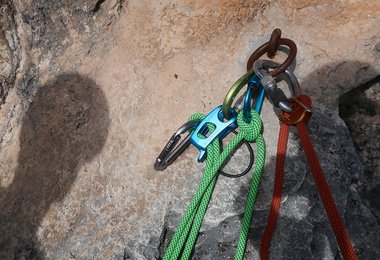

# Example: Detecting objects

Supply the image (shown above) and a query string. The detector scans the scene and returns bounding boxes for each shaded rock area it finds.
[339,77,380,259]
[0,0,379,259]
[0,74,110,259]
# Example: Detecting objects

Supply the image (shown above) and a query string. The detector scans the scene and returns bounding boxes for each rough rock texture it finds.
[0,0,20,105]
[339,78,380,259]
[0,0,379,259]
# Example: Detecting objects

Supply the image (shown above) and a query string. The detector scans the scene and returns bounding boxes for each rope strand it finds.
[259,95,357,260]
[163,109,265,260]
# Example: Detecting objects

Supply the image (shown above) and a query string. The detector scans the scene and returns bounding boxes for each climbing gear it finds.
[162,72,268,259]
[254,60,301,97]
[155,117,255,178]
[222,71,266,123]
[218,128,255,178]
[267,28,282,58]
[154,120,200,171]
[163,109,265,260]
[221,71,265,124]
[277,97,312,125]
[190,106,238,162]
[246,29,297,77]
[257,70,357,260]
[243,75,265,121]
[222,68,256,120]
[154,28,357,260]
[159,61,268,260]
[254,59,301,113]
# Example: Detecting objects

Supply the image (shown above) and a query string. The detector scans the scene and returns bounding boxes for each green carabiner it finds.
[222,67,255,120]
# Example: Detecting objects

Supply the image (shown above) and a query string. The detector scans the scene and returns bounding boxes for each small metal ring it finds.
[218,129,254,178]
[246,38,297,77]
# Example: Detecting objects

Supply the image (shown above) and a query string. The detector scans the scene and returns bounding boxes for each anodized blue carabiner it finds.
[243,75,265,122]
[190,105,237,162]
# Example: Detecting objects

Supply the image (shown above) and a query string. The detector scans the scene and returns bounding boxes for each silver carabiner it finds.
[254,60,301,112]
[154,119,200,171]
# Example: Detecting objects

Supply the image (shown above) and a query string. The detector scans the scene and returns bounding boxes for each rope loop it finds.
[237,109,262,142]
[189,113,205,122]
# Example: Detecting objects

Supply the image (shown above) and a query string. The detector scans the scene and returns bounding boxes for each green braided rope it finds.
[234,134,265,260]
[181,117,221,260]
[164,113,218,260]
[163,109,265,260]
[164,113,220,259]
[181,166,217,259]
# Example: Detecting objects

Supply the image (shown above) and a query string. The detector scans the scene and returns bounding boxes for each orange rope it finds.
[260,95,357,260]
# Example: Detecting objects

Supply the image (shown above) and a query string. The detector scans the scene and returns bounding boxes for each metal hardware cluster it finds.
[155,28,300,177]
[154,28,357,260]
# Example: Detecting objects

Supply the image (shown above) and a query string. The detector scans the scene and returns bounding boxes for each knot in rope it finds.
[237,109,263,142]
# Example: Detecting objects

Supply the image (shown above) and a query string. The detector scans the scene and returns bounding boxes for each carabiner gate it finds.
[253,59,301,112]
[222,71,265,124]
[154,119,200,171]
[243,75,265,122]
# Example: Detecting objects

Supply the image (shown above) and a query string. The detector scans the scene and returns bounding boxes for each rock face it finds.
[0,74,110,259]
[0,1,19,105]
[339,78,380,259]
[0,0,379,259]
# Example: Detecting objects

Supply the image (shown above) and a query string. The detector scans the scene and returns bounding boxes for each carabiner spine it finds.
[154,134,181,171]
[164,133,192,167]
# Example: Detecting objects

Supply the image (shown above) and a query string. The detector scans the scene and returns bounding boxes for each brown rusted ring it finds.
[246,38,297,77]
[267,28,281,58]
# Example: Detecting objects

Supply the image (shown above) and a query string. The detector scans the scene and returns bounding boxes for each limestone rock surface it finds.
[0,0,379,259]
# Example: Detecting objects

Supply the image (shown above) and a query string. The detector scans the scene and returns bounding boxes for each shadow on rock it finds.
[0,73,110,259]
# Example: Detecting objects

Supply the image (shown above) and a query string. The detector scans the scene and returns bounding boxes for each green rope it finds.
[234,134,265,260]
[163,109,265,260]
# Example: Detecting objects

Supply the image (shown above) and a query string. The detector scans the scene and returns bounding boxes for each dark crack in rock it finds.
[0,0,21,105]
[17,65,40,100]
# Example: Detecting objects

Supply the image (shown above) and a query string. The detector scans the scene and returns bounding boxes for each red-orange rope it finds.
[259,122,288,260]
[260,95,357,260]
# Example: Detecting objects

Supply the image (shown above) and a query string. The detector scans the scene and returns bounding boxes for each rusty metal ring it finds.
[268,28,281,58]
[246,38,297,77]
